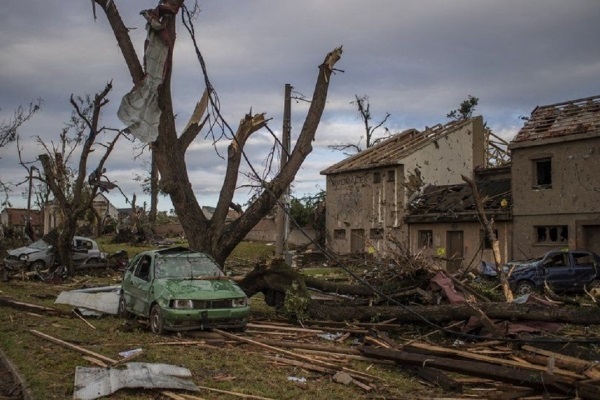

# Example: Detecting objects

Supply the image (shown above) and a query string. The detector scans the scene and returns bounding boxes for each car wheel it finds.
[150,304,164,335]
[515,280,536,296]
[85,257,100,265]
[118,294,131,319]
[589,280,600,290]
[30,260,46,274]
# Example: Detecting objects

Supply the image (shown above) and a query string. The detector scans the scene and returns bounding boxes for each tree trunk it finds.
[148,151,159,225]
[306,301,600,325]
[95,0,342,266]
[462,175,513,302]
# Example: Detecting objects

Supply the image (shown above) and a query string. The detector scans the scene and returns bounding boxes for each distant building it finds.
[43,193,119,234]
[509,95,600,258]
[0,208,43,237]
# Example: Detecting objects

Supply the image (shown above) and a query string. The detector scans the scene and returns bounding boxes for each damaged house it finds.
[321,117,486,255]
[509,95,600,258]
[406,166,512,272]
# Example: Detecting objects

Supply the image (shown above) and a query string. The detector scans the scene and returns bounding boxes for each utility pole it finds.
[25,166,37,240]
[275,83,292,257]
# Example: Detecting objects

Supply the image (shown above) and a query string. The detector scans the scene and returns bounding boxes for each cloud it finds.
[1,0,599,212]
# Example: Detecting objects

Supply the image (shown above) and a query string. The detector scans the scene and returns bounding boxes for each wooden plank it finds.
[405,342,585,379]
[361,346,577,397]
[213,329,380,382]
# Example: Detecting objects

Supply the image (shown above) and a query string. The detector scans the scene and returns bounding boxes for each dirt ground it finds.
[0,352,24,400]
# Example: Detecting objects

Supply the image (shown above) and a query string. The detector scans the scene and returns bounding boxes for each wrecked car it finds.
[118,247,249,334]
[505,250,600,295]
[4,236,105,272]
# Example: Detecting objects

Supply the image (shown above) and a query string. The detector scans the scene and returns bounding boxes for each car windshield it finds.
[154,255,224,279]
[28,239,50,250]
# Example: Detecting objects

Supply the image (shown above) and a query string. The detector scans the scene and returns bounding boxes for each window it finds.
[418,230,433,248]
[542,253,567,268]
[373,172,381,183]
[480,229,498,249]
[333,229,346,239]
[534,158,552,188]
[573,252,594,265]
[387,170,395,182]
[134,255,152,281]
[370,228,384,239]
[535,226,568,244]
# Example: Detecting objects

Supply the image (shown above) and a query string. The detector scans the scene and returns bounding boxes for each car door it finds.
[125,254,154,316]
[569,251,597,289]
[542,252,572,291]
[71,238,92,266]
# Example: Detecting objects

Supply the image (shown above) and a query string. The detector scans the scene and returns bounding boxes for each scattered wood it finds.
[307,301,600,325]
[0,296,65,315]
[414,367,463,392]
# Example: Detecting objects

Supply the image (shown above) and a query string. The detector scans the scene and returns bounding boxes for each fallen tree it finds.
[306,301,600,325]
[237,261,600,327]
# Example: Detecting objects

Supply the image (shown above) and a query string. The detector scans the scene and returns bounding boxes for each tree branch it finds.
[94,0,144,84]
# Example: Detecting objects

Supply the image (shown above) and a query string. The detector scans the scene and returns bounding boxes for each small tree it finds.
[447,95,479,121]
[329,94,390,155]
[0,100,41,205]
[20,83,124,275]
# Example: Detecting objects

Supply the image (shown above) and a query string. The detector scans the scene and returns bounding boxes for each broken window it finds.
[480,229,498,250]
[373,172,381,183]
[535,226,568,244]
[418,230,433,248]
[387,170,395,182]
[333,229,346,239]
[534,158,552,188]
[370,228,384,239]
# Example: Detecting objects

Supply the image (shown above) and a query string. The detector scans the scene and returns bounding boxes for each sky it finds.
[1,0,599,213]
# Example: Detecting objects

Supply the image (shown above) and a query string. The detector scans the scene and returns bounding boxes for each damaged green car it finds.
[118,247,249,334]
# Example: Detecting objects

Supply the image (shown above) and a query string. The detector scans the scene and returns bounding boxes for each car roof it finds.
[143,246,213,258]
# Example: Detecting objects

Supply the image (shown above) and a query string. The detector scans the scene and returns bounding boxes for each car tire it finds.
[118,294,131,319]
[150,304,164,335]
[30,260,46,274]
[515,280,536,296]
[85,257,100,265]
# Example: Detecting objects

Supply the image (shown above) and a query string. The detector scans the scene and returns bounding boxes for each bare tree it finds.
[329,94,390,156]
[94,0,343,265]
[0,100,41,205]
[20,83,123,275]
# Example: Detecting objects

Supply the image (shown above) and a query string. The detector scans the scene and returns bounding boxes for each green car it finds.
[118,247,249,334]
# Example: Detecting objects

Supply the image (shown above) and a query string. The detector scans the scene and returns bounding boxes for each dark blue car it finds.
[505,250,600,296]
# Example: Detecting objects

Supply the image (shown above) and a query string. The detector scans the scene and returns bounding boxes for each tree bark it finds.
[306,301,600,325]
[462,174,513,302]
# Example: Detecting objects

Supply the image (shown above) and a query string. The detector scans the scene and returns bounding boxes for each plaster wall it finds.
[511,134,600,257]
[408,220,512,271]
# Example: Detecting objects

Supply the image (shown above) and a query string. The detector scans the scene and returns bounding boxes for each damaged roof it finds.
[407,177,511,222]
[321,118,476,175]
[513,94,600,144]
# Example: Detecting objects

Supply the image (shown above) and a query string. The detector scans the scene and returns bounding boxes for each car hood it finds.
[156,278,247,300]
[7,246,44,257]
[504,260,541,272]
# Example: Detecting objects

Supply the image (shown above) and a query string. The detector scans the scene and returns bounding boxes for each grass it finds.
[0,239,428,399]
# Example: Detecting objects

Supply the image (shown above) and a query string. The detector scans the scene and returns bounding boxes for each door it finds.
[446,231,464,272]
[542,252,572,291]
[583,225,600,255]
[350,229,365,254]
[126,254,154,315]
